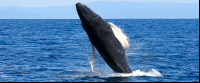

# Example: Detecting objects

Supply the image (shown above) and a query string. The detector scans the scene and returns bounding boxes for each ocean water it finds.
[0,19,199,82]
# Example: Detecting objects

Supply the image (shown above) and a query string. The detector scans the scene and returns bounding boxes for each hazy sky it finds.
[0,0,199,7]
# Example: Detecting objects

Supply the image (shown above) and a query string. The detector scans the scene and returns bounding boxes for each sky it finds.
[0,0,199,7]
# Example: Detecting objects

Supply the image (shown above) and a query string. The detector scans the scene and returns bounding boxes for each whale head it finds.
[76,2,103,29]
[76,2,130,51]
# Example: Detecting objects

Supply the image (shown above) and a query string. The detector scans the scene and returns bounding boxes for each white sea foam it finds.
[61,68,163,78]
[108,22,130,51]
[109,69,163,77]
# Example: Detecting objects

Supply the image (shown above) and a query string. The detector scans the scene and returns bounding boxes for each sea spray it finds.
[109,69,163,77]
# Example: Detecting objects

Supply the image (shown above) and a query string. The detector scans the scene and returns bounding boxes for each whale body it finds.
[76,2,132,73]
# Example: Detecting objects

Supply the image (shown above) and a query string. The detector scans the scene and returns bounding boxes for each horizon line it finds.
[0,18,199,20]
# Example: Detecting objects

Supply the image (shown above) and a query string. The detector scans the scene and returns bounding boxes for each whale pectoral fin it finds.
[91,45,95,71]
[108,22,130,51]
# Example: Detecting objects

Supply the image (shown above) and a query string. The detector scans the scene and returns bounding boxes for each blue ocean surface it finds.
[0,19,199,82]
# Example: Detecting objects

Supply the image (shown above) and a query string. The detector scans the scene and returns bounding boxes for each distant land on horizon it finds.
[0,1,199,19]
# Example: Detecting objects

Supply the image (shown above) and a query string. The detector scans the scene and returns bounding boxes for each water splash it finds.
[109,69,163,77]
[60,68,163,79]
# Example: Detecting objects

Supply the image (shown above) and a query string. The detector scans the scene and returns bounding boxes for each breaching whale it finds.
[76,2,132,73]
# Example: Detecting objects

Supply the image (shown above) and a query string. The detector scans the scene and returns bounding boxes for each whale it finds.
[76,2,132,73]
